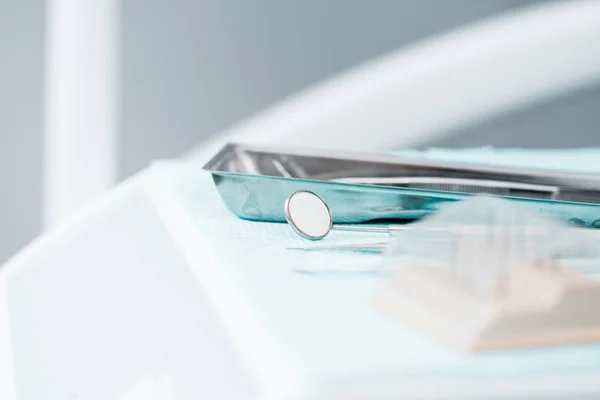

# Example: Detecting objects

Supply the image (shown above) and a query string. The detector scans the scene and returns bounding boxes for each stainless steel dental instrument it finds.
[284,190,418,240]
[283,190,600,241]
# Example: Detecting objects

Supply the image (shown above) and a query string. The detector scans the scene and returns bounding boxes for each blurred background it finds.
[1,0,599,263]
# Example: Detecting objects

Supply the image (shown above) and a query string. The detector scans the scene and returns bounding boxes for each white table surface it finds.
[3,148,600,399]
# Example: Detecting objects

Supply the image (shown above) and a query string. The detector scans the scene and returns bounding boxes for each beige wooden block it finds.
[374,261,600,351]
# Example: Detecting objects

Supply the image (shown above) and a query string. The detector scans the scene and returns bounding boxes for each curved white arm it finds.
[189,0,600,162]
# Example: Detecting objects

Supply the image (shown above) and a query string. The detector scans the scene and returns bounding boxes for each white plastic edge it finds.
[0,173,146,399]
[0,277,17,400]
[2,173,146,279]
[142,172,305,400]
[0,171,174,400]
[187,0,600,160]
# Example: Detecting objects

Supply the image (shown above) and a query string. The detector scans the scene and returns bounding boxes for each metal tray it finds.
[202,143,600,227]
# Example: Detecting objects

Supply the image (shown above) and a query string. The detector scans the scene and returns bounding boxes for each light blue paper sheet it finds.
[148,148,600,389]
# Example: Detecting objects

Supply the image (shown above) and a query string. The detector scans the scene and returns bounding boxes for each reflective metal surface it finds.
[284,190,333,240]
[203,143,600,226]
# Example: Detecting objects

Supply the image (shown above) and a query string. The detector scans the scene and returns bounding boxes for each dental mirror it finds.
[285,190,600,243]
[285,190,392,240]
[285,190,333,240]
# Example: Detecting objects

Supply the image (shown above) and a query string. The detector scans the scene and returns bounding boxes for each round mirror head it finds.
[285,190,333,240]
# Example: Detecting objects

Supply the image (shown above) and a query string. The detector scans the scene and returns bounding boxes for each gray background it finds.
[120,0,537,177]
[0,0,45,265]
[1,0,599,262]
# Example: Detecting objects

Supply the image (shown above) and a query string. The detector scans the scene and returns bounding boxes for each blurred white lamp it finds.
[43,0,120,228]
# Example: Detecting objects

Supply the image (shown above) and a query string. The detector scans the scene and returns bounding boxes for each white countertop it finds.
[3,148,600,399]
